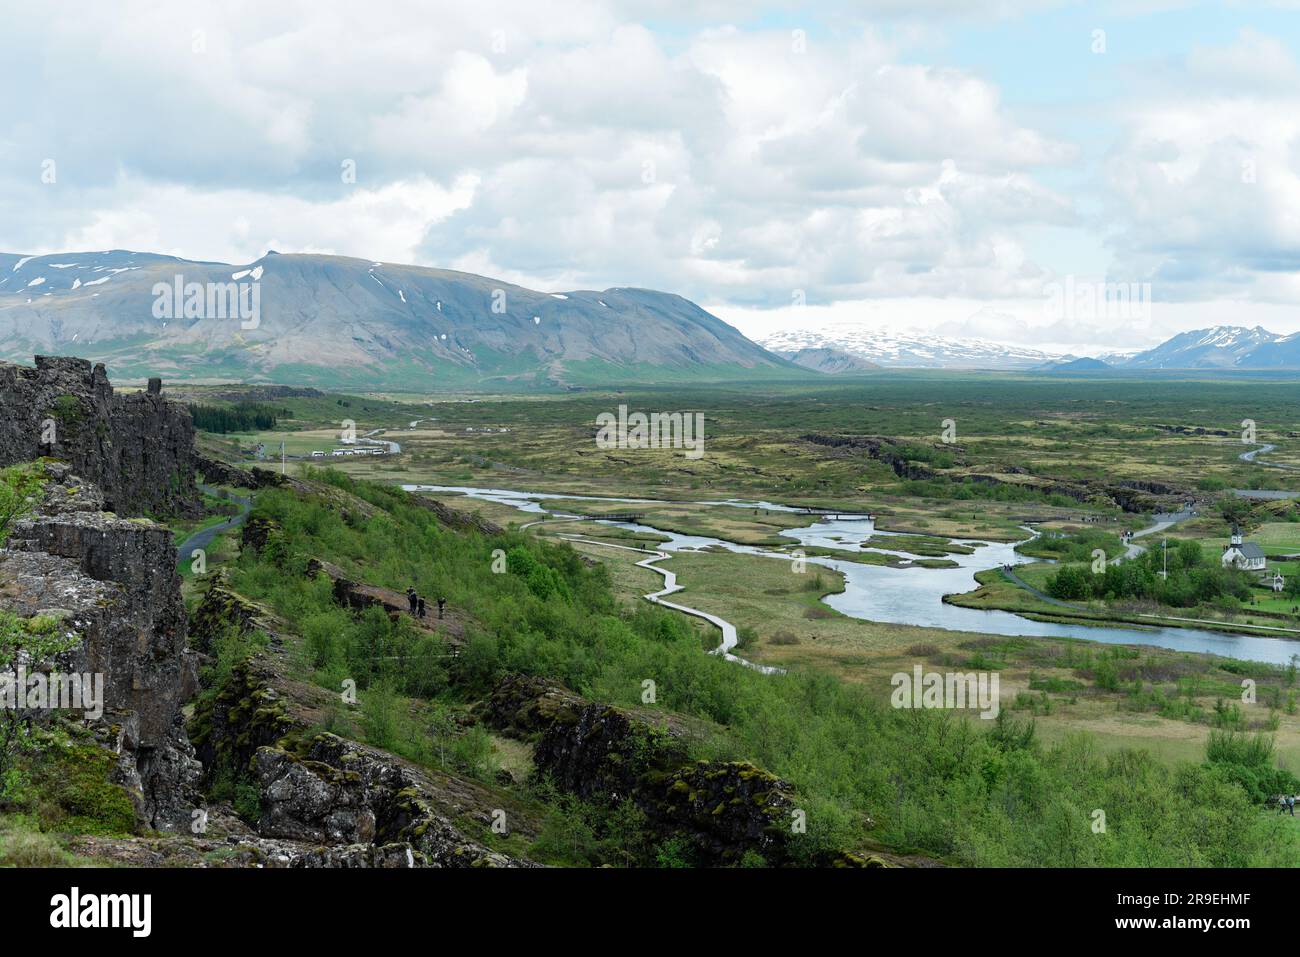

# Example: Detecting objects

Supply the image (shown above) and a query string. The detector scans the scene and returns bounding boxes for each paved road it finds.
[176,484,252,564]
[1240,442,1300,471]
[360,427,401,455]
[1110,509,1195,564]
[1234,443,1300,498]
[1003,508,1196,609]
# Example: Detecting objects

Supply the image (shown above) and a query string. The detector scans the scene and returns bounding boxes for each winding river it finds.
[406,484,1300,666]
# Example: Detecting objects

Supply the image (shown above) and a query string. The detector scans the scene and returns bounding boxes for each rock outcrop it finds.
[196,456,312,495]
[66,803,440,868]
[191,640,528,866]
[0,356,200,517]
[408,494,504,536]
[491,676,691,805]
[800,432,940,480]
[0,464,201,830]
[301,557,470,647]
[188,570,284,654]
[482,673,800,865]
[254,734,520,867]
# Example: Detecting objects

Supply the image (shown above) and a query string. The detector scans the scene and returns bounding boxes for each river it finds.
[405,484,1300,666]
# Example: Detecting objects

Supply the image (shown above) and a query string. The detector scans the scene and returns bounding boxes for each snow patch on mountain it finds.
[757,327,1067,369]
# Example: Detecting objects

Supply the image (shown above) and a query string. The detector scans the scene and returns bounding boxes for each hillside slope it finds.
[0,251,802,389]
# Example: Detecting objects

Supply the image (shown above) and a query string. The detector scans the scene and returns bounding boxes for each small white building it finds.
[1222,524,1267,573]
[1271,571,1286,593]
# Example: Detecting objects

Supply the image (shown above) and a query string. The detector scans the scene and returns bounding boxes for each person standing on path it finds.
[407,586,418,615]
[417,596,427,619]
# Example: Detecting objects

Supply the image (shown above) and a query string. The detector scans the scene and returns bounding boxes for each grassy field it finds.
[951,565,1300,637]
[566,538,1300,774]
[293,375,1300,503]
[546,499,814,545]
[187,372,1300,789]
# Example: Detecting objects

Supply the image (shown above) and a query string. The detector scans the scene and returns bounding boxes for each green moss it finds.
[15,738,138,837]
[50,394,84,425]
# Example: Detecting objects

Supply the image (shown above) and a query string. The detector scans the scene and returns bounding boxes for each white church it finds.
[1221,524,1267,573]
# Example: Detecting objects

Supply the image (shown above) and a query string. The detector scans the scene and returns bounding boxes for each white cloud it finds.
[4,1,1298,355]
[1100,32,1300,305]
[56,175,477,266]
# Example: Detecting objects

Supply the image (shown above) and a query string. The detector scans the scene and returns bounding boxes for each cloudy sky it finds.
[3,0,1300,354]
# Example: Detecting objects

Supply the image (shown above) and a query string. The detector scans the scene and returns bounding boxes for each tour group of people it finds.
[405,586,445,621]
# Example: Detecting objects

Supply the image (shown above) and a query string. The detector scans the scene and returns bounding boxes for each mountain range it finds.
[756,327,1069,370]
[0,250,798,389]
[756,324,1300,372]
[1118,325,1300,369]
[5,248,1300,385]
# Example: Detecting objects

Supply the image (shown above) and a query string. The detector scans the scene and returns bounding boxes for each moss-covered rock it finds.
[189,570,281,654]
[646,760,796,866]
[480,673,806,866]
[13,731,139,837]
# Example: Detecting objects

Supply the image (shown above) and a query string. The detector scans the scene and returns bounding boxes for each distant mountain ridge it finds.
[759,323,1300,371]
[1120,325,1300,369]
[776,347,879,374]
[7,250,1299,384]
[757,327,1070,370]
[0,250,800,389]
[1036,356,1112,372]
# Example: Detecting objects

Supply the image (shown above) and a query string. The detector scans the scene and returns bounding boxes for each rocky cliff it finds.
[0,356,199,517]
[0,463,201,830]
[189,567,533,867]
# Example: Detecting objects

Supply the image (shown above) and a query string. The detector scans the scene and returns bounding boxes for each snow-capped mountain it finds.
[756,327,1068,370]
[1120,325,1294,369]
[758,324,1300,371]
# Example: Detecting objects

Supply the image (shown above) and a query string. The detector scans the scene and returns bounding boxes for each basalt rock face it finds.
[653,761,795,866]
[196,455,253,489]
[240,515,282,554]
[0,356,200,517]
[191,631,526,866]
[482,673,800,865]
[196,455,304,494]
[483,675,690,802]
[0,466,201,830]
[305,557,416,620]
[253,734,520,867]
[800,433,940,480]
